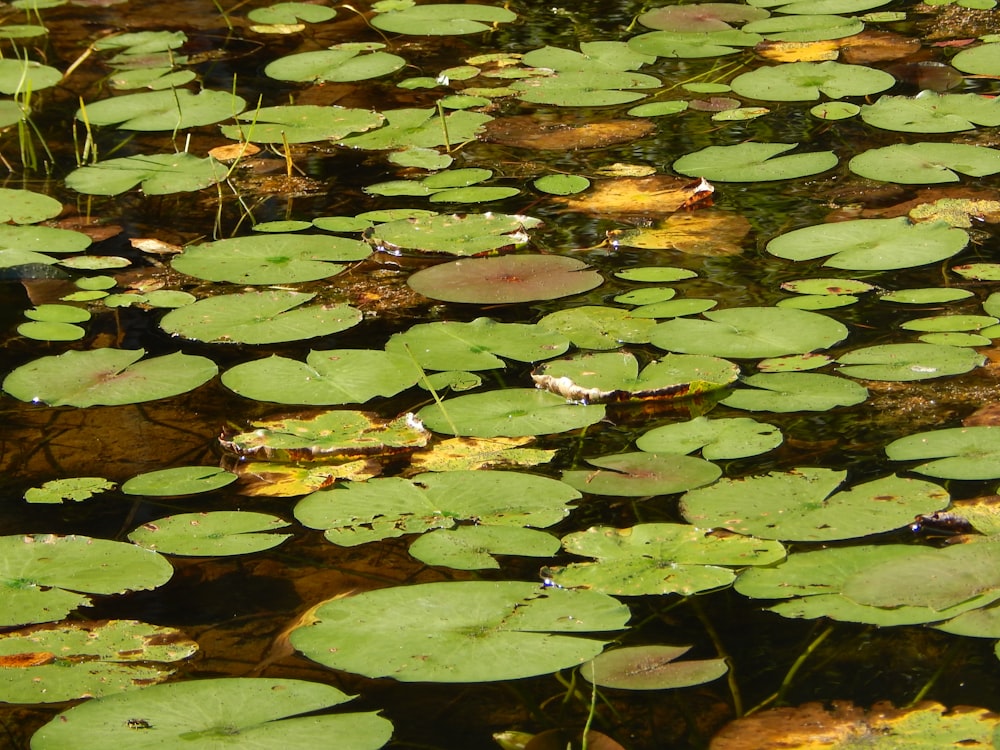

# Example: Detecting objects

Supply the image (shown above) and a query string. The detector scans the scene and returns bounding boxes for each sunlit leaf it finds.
[561,452,721,496]
[418,388,605,437]
[673,142,837,181]
[582,645,728,690]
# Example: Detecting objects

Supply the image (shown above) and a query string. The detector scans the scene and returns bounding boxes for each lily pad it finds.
[536,306,658,350]
[721,372,868,411]
[0,59,61,94]
[673,142,837,181]
[65,153,229,196]
[408,526,561,570]
[650,306,848,358]
[0,188,62,224]
[542,523,784,595]
[3,349,217,407]
[408,436,556,473]
[222,350,422,405]
[31,677,393,750]
[296,470,578,546]
[121,466,237,496]
[387,318,569,371]
[129,512,292,556]
[159,290,362,344]
[849,143,1000,184]
[836,343,985,381]
[0,534,173,627]
[339,107,492,150]
[24,477,116,504]
[561,452,721,497]
[531,351,739,403]
[289,581,629,682]
[638,4,770,32]
[742,13,864,42]
[371,3,517,35]
[417,388,606,437]
[680,468,949,541]
[636,416,782,459]
[861,92,1000,133]
[628,29,764,59]
[366,213,540,256]
[886,426,1000,480]
[265,43,405,83]
[582,645,728,691]
[765,217,969,270]
[172,234,369,284]
[952,42,1000,76]
[407,255,603,304]
[0,620,196,703]
[80,89,247,130]
[730,61,893,100]
[221,105,384,144]
[248,1,337,24]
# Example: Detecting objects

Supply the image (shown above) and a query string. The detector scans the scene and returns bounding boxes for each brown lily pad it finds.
[608,210,751,256]
[638,3,769,32]
[479,115,654,150]
[407,254,603,304]
[559,175,716,217]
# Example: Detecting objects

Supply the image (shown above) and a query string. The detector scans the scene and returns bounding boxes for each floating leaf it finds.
[886,426,1000,479]
[560,175,715,216]
[836,343,984,381]
[639,4,770,32]
[222,350,422,405]
[628,29,763,59]
[417,389,605,437]
[289,581,629,682]
[408,436,557,473]
[0,59,61,94]
[537,306,658,350]
[582,645,728,690]
[371,3,517,34]
[0,620,196,703]
[636,416,782,459]
[3,349,217,407]
[650,307,848,358]
[24,477,115,504]
[861,92,1000,133]
[721,372,868,411]
[221,105,383,143]
[680,468,949,541]
[339,107,492,150]
[561,452,721,497]
[901,314,998,332]
[265,44,405,83]
[534,174,591,195]
[409,526,561,570]
[0,189,62,224]
[129,512,292,556]
[730,61,893,100]
[543,523,784,595]
[766,217,969,270]
[849,143,1000,184]
[673,142,837,181]
[121,466,237,496]
[742,14,865,42]
[65,153,228,196]
[80,89,246,130]
[159,291,362,344]
[172,234,369,284]
[248,1,337,24]
[609,211,751,256]
[531,351,738,403]
[952,42,1000,76]
[366,213,540,256]
[408,255,603,304]
[0,534,173,627]
[32,677,393,750]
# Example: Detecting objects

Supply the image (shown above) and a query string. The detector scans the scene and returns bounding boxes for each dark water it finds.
[4,1,1000,748]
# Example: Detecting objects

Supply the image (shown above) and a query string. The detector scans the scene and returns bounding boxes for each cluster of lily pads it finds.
[6,0,1000,745]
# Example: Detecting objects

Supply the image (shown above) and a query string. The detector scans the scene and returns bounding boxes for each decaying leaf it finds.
[227,458,382,497]
[407,436,556,473]
[609,210,750,255]
[909,198,1000,228]
[479,115,654,150]
[560,175,715,217]
[839,31,922,64]
[754,39,840,63]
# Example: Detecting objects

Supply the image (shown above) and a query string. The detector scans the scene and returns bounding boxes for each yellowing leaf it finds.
[609,210,751,255]
[407,436,556,473]
[560,175,715,216]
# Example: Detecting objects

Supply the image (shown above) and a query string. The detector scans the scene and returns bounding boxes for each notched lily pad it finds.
[365,213,540,256]
[636,416,782,460]
[561,452,721,497]
[730,60,893,101]
[836,343,985,381]
[886,426,1000,480]
[129,512,292,556]
[582,644,728,691]
[673,142,837,182]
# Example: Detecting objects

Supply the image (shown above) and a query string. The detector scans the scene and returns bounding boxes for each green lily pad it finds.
[882,289,974,306]
[561,452,721,497]
[861,92,1000,133]
[952,42,1000,76]
[614,288,677,305]
[417,388,606,437]
[650,306,848,358]
[366,213,541,256]
[836,343,985,381]
[371,3,516,34]
[512,68,661,107]
[265,43,405,83]
[810,101,860,120]
[0,620,196,703]
[766,217,969,270]
[849,143,1000,184]
[776,294,857,310]
[172,234,369,284]
[121,466,237,496]
[3,349,217,407]
[408,526,560,570]
[534,174,591,195]
[781,278,876,295]
[18,321,85,341]
[79,89,246,131]
[742,13,864,41]
[639,4,770,32]
[222,350,423,405]
[673,142,837,181]
[24,477,116,504]
[159,291,362,344]
[886,426,1000,480]
[632,298,719,318]
[129,512,292,556]
[387,318,569,371]
[32,677,393,750]
[339,108,492,150]
[0,188,61,224]
[730,61,893,101]
[221,410,429,462]
[295,470,579,546]
[248,1,337,24]
[65,153,228,196]
[721,372,869,411]
[536,306,658,350]
[289,581,629,682]
[757,353,832,372]
[636,416,782,459]
[408,255,603,304]
[955,263,1000,281]
[531,351,739,403]
[680,468,950,541]
[0,225,91,255]
[0,59,60,94]
[222,105,384,143]
[628,29,763,59]
[615,267,699,282]
[0,534,173,627]
[542,523,784,595]
[582,645,728,691]
[901,314,998,333]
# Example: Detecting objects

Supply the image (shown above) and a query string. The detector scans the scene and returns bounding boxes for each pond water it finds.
[5,0,1000,748]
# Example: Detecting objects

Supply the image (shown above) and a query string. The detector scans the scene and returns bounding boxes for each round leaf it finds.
[886,426,1000,480]
[730,61,893,101]
[561,452,721,497]
[849,143,1000,184]
[417,389,606,437]
[836,343,985,381]
[583,645,728,690]
[721,372,868,411]
[636,416,782,459]
[129,512,292,556]
[673,142,838,181]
